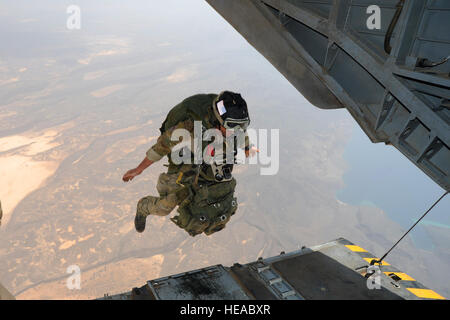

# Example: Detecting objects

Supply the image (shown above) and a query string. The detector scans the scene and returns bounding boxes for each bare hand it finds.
[245,146,259,158]
[122,168,142,182]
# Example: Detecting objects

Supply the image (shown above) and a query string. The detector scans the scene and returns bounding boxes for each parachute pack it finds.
[170,178,237,237]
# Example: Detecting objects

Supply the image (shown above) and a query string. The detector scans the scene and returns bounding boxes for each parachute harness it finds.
[370,191,449,266]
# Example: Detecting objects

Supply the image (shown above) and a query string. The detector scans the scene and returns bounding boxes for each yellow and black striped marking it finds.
[406,288,445,300]
[343,242,445,300]
[384,272,415,282]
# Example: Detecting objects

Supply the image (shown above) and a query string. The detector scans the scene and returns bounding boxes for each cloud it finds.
[90,84,125,98]
[0,78,19,86]
[83,71,106,81]
[77,37,130,65]
[165,65,198,83]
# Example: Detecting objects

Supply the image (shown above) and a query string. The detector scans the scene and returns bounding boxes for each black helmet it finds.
[212,91,250,130]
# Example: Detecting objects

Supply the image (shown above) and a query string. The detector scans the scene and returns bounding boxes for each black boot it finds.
[134,213,147,233]
[135,196,157,233]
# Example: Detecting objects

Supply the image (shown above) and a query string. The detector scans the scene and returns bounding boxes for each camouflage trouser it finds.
[136,172,187,217]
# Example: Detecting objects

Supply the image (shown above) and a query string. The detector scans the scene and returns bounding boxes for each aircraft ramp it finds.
[101,238,445,300]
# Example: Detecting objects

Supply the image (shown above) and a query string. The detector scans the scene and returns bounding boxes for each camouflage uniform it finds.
[137,172,188,217]
[138,119,198,219]
[137,94,250,221]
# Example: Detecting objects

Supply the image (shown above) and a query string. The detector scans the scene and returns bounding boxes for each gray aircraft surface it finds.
[102,238,445,300]
[206,0,449,192]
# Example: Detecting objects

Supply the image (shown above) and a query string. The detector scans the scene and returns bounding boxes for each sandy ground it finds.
[17,254,164,300]
[0,124,72,226]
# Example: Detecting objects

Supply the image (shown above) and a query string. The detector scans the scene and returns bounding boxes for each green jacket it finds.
[146,93,249,179]
[146,94,245,236]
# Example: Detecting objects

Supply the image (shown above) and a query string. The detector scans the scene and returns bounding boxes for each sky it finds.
[338,122,450,250]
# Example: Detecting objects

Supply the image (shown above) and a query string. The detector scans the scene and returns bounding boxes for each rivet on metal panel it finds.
[281,290,296,298]
[206,269,219,276]
[269,277,282,285]
[257,265,270,273]
[152,282,163,289]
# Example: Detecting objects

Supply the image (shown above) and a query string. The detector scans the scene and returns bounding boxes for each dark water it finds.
[337,124,450,251]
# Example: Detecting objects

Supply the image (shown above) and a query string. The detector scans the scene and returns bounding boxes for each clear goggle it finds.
[223,118,250,131]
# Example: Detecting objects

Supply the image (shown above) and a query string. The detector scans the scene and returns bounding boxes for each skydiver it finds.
[122,91,258,236]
